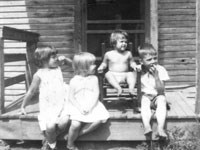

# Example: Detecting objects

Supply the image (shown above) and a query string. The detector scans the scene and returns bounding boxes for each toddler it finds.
[98,29,138,96]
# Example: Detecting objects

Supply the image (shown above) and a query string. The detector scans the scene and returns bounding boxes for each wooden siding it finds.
[158,0,196,86]
[0,0,75,104]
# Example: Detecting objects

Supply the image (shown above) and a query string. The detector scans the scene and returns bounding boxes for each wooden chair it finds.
[98,42,141,112]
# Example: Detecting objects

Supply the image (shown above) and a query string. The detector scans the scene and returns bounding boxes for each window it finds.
[81,0,147,59]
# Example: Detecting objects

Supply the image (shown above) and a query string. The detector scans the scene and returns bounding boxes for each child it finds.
[97,29,137,96]
[138,43,170,138]
[21,45,72,150]
[67,52,109,150]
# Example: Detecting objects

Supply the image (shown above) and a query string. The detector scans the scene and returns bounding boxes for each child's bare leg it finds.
[67,120,82,149]
[105,72,122,96]
[126,71,137,95]
[57,115,70,136]
[155,95,167,137]
[79,120,102,136]
[141,96,152,135]
[45,121,57,148]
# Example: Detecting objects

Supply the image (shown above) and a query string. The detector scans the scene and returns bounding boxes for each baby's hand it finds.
[20,107,27,115]
[58,55,66,65]
[97,67,104,74]
[131,64,141,72]
[80,108,89,115]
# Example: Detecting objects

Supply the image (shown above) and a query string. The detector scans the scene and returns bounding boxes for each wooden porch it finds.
[0,86,198,141]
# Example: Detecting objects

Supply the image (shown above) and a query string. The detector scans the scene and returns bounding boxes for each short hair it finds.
[72,52,96,76]
[138,43,157,58]
[110,29,128,47]
[34,45,58,68]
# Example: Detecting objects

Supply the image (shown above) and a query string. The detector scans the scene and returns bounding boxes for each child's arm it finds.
[21,74,40,115]
[129,52,141,71]
[149,65,165,95]
[69,82,87,114]
[58,55,72,71]
[84,76,99,112]
[97,53,108,73]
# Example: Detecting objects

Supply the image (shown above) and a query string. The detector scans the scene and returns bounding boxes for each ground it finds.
[0,140,150,150]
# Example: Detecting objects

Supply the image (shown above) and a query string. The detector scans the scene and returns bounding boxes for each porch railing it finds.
[0,26,40,114]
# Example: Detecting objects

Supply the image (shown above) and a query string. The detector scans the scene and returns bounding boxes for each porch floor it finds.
[0,86,198,141]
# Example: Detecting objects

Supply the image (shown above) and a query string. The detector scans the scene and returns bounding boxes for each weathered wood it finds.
[26,42,38,82]
[158,3,195,9]
[158,9,195,15]
[5,54,26,62]
[1,26,39,42]
[196,0,200,114]
[159,27,196,34]
[0,38,4,114]
[4,74,26,87]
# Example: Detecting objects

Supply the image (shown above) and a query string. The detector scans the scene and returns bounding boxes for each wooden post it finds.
[0,38,4,114]
[150,0,158,51]
[195,0,200,114]
[26,42,38,83]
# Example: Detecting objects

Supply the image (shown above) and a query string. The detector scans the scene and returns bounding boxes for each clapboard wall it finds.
[158,0,196,86]
[0,0,76,104]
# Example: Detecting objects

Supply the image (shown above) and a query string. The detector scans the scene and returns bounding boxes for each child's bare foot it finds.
[117,88,123,96]
[67,145,79,150]
[158,129,167,138]
[64,134,68,141]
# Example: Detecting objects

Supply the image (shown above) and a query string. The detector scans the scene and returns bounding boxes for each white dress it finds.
[36,67,69,131]
[69,75,109,123]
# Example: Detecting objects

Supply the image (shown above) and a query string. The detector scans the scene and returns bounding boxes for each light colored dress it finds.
[69,75,109,123]
[36,67,69,131]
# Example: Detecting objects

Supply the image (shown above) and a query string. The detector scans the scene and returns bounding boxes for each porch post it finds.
[0,38,4,114]
[150,0,158,51]
[195,0,200,114]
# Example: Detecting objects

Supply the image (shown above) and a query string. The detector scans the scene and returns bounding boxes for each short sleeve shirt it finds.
[141,65,170,95]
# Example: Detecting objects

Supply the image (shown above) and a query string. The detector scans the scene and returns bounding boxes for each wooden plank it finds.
[159,15,196,21]
[158,9,195,15]
[159,21,195,28]
[158,3,195,9]
[0,17,74,25]
[159,27,196,34]
[159,45,196,51]
[159,0,195,2]
[5,54,26,62]
[159,57,195,64]
[159,33,196,40]
[159,51,195,58]
[0,38,5,114]
[0,0,75,6]
[4,74,26,87]
[1,26,39,42]
[196,0,200,114]
[159,40,195,46]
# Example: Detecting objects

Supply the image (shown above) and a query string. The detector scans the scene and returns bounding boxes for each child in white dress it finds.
[66,52,109,150]
[21,45,72,150]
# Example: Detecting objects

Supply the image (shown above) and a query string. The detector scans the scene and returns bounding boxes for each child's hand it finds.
[80,108,89,115]
[134,65,142,72]
[58,55,66,65]
[20,107,27,115]
[149,65,158,76]
[97,67,104,74]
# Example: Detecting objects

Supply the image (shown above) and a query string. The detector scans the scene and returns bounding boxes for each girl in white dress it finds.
[66,52,109,150]
[21,45,72,150]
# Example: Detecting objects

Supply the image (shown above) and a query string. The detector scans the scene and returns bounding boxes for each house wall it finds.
[158,0,196,86]
[0,0,75,105]
[0,0,198,104]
